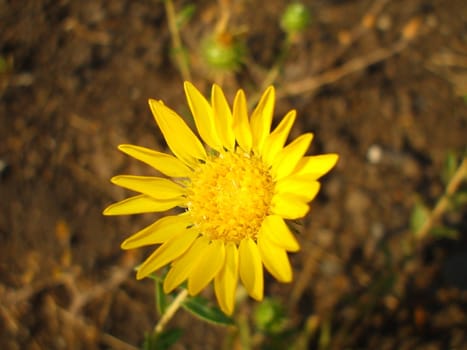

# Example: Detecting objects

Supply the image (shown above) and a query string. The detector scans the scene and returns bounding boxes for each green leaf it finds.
[410,200,430,234]
[181,295,235,326]
[142,329,183,350]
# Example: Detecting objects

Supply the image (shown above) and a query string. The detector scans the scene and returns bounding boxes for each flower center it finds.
[187,150,274,243]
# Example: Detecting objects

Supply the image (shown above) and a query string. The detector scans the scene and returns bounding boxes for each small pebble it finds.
[367,144,383,164]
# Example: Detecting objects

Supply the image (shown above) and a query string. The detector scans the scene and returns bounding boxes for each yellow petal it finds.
[118,144,193,177]
[292,154,339,179]
[275,177,321,202]
[121,214,192,249]
[238,238,263,301]
[110,175,185,200]
[211,84,235,151]
[258,233,292,282]
[188,240,225,295]
[214,242,239,315]
[163,236,209,293]
[232,89,252,153]
[136,228,199,279]
[272,133,313,180]
[250,86,275,154]
[272,193,309,219]
[184,82,222,151]
[261,215,300,252]
[262,110,296,166]
[149,99,206,168]
[103,194,184,215]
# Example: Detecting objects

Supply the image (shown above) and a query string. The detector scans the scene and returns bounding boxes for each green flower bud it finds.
[201,33,244,72]
[280,3,311,35]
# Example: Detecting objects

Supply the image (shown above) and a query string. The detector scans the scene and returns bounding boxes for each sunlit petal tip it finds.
[120,214,191,250]
[135,268,146,280]
[104,194,184,216]
[214,242,239,316]
[102,207,112,216]
[184,81,222,151]
[250,86,276,153]
[232,89,252,152]
[117,144,193,177]
[211,84,235,151]
[262,109,297,165]
[117,144,127,151]
[293,153,339,179]
[147,98,161,113]
[120,240,132,250]
[109,175,119,184]
[109,175,186,201]
[272,132,314,180]
[328,153,339,165]
[257,86,275,107]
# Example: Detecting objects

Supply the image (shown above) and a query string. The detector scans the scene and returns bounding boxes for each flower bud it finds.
[280,3,311,35]
[201,32,244,72]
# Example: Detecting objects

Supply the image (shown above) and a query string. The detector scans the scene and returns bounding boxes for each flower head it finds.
[104,82,338,315]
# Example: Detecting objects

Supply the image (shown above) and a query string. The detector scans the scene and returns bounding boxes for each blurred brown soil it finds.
[1,0,467,349]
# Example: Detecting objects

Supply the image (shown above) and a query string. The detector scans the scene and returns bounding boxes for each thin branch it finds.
[57,301,139,350]
[68,263,134,314]
[279,38,409,97]
[154,288,188,334]
[415,157,467,240]
[165,0,191,81]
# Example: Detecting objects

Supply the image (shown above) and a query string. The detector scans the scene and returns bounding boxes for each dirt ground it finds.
[1,0,467,349]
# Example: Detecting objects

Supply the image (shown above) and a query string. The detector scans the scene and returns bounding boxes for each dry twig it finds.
[415,157,467,240]
[279,38,409,97]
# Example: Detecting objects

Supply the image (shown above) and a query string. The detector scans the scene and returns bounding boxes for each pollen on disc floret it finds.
[186,149,274,243]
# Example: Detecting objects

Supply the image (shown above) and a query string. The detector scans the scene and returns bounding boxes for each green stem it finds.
[164,0,191,81]
[249,34,292,108]
[262,34,292,89]
[154,289,188,334]
[237,312,252,350]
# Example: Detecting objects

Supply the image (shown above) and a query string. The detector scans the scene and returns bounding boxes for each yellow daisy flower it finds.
[104,82,338,315]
